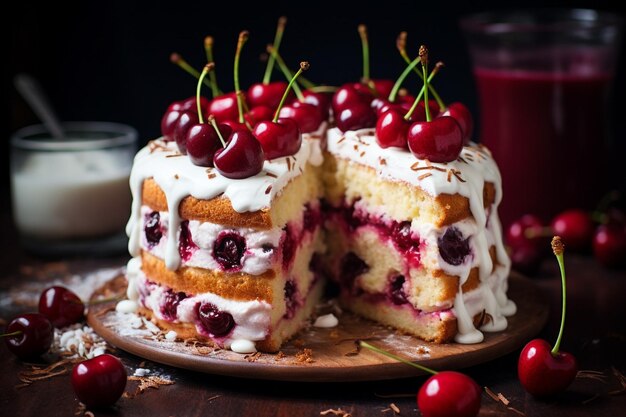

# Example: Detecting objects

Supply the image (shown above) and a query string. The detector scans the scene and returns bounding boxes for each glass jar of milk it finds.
[10,122,137,255]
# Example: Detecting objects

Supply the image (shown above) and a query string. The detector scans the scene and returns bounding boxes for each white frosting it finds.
[326,127,515,344]
[126,128,325,271]
[313,313,339,328]
[230,339,257,354]
[139,206,282,275]
[115,299,139,314]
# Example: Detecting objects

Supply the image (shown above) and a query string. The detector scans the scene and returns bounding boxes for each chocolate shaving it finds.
[390,403,400,414]
[208,173,217,179]
[245,352,262,362]
[359,151,366,158]
[353,144,359,151]
[207,395,221,402]
[447,170,452,182]
[497,393,510,405]
[265,185,272,195]
[484,386,500,402]
[452,170,466,183]
[418,173,432,180]
[457,156,467,164]
[379,157,387,166]
[286,157,292,171]
[126,375,174,398]
[165,153,184,158]
[266,172,278,178]
[337,136,346,144]
[320,408,351,417]
[275,351,286,360]
[174,174,180,180]
[410,161,421,171]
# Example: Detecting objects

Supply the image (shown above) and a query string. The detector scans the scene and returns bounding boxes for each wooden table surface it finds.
[1,208,625,417]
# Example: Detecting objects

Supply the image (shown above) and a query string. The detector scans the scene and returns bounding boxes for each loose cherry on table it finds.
[518,236,578,397]
[38,286,85,328]
[550,209,594,252]
[254,62,310,159]
[592,222,626,267]
[359,341,481,417]
[71,354,127,408]
[2,313,53,360]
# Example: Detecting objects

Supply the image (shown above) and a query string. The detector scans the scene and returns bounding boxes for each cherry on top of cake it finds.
[330,26,474,164]
[159,18,329,180]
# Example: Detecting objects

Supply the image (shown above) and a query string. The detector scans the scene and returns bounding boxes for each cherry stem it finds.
[263,16,287,85]
[388,55,422,103]
[234,31,249,124]
[170,52,214,90]
[266,45,304,100]
[404,62,443,121]
[308,85,338,93]
[358,24,371,83]
[273,61,309,122]
[551,236,567,355]
[396,33,445,110]
[208,115,227,147]
[359,341,438,376]
[420,46,431,122]
[0,331,23,338]
[196,64,214,124]
[204,36,222,97]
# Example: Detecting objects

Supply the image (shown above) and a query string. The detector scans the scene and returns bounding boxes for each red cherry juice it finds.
[475,67,613,228]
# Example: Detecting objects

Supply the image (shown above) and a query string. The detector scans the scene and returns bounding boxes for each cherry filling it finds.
[178,220,198,261]
[144,211,163,247]
[213,232,246,271]
[303,204,323,233]
[389,275,408,305]
[161,290,187,321]
[339,252,369,294]
[196,302,235,337]
[438,227,470,266]
[329,202,421,265]
[283,280,300,319]
[281,225,297,270]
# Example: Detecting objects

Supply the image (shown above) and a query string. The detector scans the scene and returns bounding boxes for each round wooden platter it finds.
[87,272,548,382]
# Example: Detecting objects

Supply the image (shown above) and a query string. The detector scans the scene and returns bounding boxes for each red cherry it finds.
[38,286,85,328]
[278,101,323,133]
[254,118,302,159]
[371,79,394,98]
[173,111,199,154]
[336,101,376,132]
[71,354,127,408]
[302,89,332,119]
[375,108,410,149]
[160,106,183,142]
[407,116,463,162]
[3,313,53,360]
[221,119,250,134]
[510,243,544,275]
[213,130,265,179]
[441,102,473,144]
[186,123,229,167]
[592,223,626,267]
[518,338,578,397]
[208,92,240,122]
[506,214,547,251]
[244,106,274,127]
[417,371,482,417]
[372,98,412,117]
[246,81,290,110]
[180,95,210,113]
[332,84,372,113]
[551,209,594,252]
[414,100,441,122]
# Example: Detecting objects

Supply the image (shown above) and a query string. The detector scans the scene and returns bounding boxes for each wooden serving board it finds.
[87,272,548,382]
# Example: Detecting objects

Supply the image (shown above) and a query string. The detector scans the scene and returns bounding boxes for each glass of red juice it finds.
[460,9,623,228]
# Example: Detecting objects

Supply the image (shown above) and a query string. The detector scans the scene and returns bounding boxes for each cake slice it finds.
[322,127,516,344]
[124,125,326,353]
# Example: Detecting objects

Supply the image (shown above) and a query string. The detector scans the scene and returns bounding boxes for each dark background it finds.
[6,0,626,202]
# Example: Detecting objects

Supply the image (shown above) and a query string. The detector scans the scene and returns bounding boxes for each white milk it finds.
[11,150,131,239]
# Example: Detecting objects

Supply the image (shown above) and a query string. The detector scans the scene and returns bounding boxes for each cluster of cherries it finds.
[507,202,626,274]
[1,286,126,408]
[331,28,474,163]
[161,20,331,179]
[360,236,577,417]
